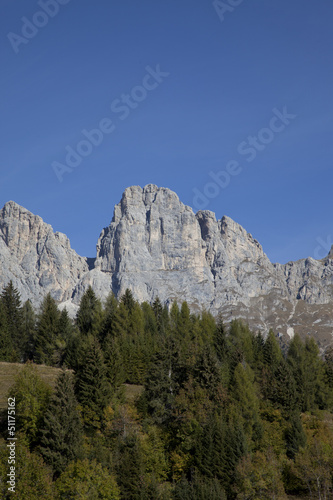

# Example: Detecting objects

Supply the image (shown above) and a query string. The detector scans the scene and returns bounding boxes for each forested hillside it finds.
[1,281,333,499]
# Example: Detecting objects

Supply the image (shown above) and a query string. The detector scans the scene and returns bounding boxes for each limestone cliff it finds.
[1,186,333,349]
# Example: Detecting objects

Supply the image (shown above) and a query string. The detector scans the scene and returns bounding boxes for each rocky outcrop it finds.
[0,201,88,306]
[1,186,333,349]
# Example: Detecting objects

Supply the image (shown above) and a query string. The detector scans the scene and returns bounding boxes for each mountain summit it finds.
[1,185,333,348]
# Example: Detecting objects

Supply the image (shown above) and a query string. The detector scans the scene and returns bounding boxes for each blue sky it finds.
[1,0,332,264]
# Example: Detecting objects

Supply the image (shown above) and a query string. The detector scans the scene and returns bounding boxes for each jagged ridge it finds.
[1,185,333,348]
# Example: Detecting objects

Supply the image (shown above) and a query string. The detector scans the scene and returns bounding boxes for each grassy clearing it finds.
[0,362,144,410]
[123,383,144,403]
[0,362,62,409]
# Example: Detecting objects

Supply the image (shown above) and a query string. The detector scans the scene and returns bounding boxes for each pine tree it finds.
[144,338,180,425]
[199,310,216,345]
[100,292,118,342]
[112,301,129,337]
[141,301,158,336]
[104,336,125,388]
[221,418,248,495]
[152,297,163,332]
[121,288,135,314]
[21,300,36,362]
[263,329,282,369]
[173,475,226,500]
[40,370,83,477]
[75,338,111,429]
[194,345,221,396]
[214,315,227,363]
[178,302,191,339]
[0,301,13,361]
[285,411,306,459]
[35,293,60,364]
[76,286,103,336]
[269,358,298,412]
[0,281,23,360]
[53,308,73,366]
[115,434,144,500]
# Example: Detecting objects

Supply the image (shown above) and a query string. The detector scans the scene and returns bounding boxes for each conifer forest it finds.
[1,281,333,499]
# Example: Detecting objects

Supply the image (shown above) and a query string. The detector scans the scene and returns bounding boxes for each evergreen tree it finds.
[269,358,298,412]
[115,434,144,500]
[178,302,191,339]
[40,370,83,477]
[75,338,111,429]
[170,301,180,335]
[221,418,248,495]
[121,288,135,314]
[253,331,265,366]
[0,301,13,361]
[112,301,129,337]
[21,300,36,362]
[199,310,216,345]
[173,475,226,500]
[0,281,23,360]
[104,336,125,388]
[76,286,103,336]
[284,411,307,459]
[142,301,158,336]
[144,338,180,425]
[263,329,282,369]
[35,293,61,365]
[233,362,260,436]
[100,292,118,342]
[304,337,327,409]
[152,297,164,332]
[194,345,221,396]
[213,314,227,363]
[324,345,333,387]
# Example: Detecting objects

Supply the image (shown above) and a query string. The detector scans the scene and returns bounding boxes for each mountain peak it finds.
[0,187,333,347]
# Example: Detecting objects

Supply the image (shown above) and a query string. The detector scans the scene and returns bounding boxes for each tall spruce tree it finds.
[35,293,60,365]
[21,300,36,362]
[0,281,23,360]
[0,301,12,361]
[75,338,111,429]
[120,288,135,314]
[76,286,103,336]
[40,370,83,477]
[100,292,118,342]
[284,411,307,459]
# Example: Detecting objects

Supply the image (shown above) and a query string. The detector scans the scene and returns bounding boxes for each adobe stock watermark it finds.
[213,0,244,23]
[314,236,333,260]
[192,106,297,210]
[52,65,170,182]
[7,0,71,54]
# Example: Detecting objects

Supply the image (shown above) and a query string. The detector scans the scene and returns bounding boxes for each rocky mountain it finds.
[1,185,333,349]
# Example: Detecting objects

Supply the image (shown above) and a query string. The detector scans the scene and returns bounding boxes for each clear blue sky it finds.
[1,0,332,264]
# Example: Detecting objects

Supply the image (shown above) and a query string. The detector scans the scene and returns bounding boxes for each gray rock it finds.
[1,187,333,349]
[0,201,88,309]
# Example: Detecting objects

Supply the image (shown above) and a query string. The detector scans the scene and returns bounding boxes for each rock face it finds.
[0,201,88,305]
[1,186,333,349]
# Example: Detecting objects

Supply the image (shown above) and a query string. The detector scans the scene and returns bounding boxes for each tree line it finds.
[1,281,333,498]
